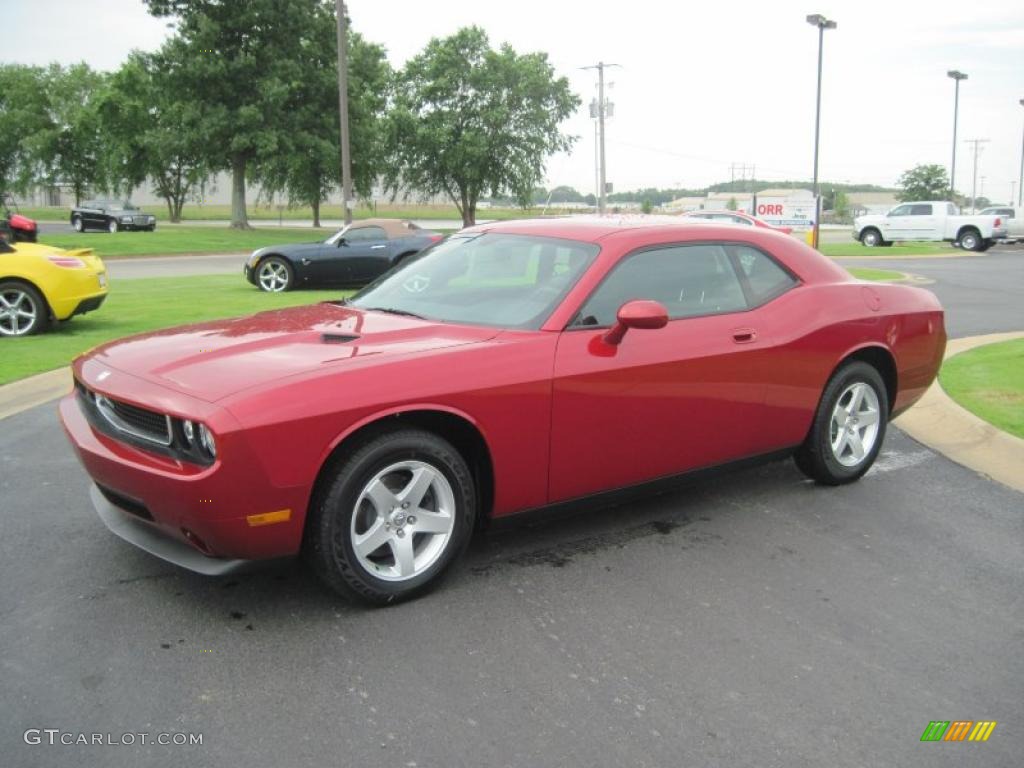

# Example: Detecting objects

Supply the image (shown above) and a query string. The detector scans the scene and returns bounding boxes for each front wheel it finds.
[306,429,476,605]
[860,229,884,247]
[0,281,49,337]
[795,361,888,485]
[256,256,293,292]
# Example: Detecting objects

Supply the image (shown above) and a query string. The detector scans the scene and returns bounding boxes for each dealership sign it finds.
[748,197,816,228]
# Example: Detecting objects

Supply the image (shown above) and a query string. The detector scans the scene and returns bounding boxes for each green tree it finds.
[27,64,108,205]
[99,52,209,221]
[385,26,579,227]
[833,189,850,221]
[896,164,950,202]
[641,199,653,214]
[144,0,335,228]
[0,65,49,195]
[259,5,390,227]
[725,197,738,211]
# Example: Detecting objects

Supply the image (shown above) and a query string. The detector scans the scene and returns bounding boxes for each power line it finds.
[582,62,620,213]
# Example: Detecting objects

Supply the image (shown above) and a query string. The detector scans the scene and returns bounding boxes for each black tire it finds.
[860,228,884,247]
[794,361,889,485]
[255,256,294,292]
[959,228,982,251]
[306,428,476,605]
[0,280,50,337]
[108,219,119,234]
[71,216,84,233]
[146,225,156,232]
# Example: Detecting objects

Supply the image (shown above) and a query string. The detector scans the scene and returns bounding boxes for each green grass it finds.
[38,225,330,258]
[820,242,958,257]
[939,339,1024,439]
[19,202,552,223]
[847,267,904,281]
[0,275,352,385]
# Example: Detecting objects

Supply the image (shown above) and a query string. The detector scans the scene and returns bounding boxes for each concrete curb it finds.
[894,331,1024,494]
[3,335,1023,496]
[0,367,72,420]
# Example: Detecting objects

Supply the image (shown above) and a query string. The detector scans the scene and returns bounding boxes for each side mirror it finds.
[337,237,348,247]
[603,299,668,345]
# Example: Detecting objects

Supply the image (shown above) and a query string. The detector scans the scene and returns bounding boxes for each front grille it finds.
[97,483,153,520]
[132,216,149,225]
[96,395,172,445]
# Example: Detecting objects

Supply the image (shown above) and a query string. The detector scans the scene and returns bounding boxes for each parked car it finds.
[2,193,38,242]
[244,218,444,291]
[70,201,156,233]
[61,217,945,604]
[978,206,1023,242]
[853,201,1006,251]
[681,209,793,235]
[0,238,107,336]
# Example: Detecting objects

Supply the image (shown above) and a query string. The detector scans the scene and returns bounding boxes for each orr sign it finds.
[749,196,816,229]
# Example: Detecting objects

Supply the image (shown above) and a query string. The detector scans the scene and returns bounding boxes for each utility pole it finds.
[947,71,968,201]
[964,138,989,214]
[334,0,354,225]
[1011,181,1017,207]
[1018,98,1024,207]
[807,14,837,250]
[583,62,620,214]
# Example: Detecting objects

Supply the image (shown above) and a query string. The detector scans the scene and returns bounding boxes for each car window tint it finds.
[346,226,387,242]
[729,245,797,306]
[910,204,932,215]
[947,203,957,215]
[575,244,747,327]
[890,205,911,216]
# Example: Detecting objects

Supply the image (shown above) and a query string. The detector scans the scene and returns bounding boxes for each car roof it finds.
[461,214,751,243]
[349,218,423,238]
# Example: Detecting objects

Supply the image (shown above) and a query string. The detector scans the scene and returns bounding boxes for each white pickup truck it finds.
[979,206,1024,242]
[853,201,1007,251]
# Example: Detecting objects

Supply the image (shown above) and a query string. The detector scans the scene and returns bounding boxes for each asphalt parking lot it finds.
[2,243,1021,766]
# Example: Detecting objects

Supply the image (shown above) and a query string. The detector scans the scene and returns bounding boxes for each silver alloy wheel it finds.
[960,231,979,251]
[350,460,456,582]
[829,382,881,467]
[0,288,38,336]
[257,260,289,292]
[862,230,880,247]
[108,219,118,233]
[72,217,83,232]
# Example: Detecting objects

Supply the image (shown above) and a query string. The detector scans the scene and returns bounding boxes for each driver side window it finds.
[345,226,387,242]
[574,245,747,327]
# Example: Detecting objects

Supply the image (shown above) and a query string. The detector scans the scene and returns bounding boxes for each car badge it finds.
[403,275,430,293]
[97,370,111,382]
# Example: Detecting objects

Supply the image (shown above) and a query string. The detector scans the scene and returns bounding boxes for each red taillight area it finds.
[995,218,1002,227]
[429,234,444,242]
[47,256,86,268]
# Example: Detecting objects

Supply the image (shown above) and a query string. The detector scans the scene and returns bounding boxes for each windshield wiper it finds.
[362,306,428,320]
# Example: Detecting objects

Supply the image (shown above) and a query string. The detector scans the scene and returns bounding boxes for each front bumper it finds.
[244,263,257,286]
[60,388,308,572]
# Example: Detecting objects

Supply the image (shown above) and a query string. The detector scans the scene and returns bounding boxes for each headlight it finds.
[182,419,195,444]
[120,215,132,223]
[198,424,217,458]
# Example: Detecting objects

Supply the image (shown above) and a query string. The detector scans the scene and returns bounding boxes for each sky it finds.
[5,0,1024,202]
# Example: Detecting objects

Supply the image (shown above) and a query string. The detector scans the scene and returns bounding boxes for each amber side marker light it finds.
[246,509,292,527]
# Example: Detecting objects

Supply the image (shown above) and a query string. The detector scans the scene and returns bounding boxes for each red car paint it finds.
[60,218,945,564]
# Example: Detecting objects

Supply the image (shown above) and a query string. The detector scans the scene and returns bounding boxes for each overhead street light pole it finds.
[1018,98,1024,207]
[947,70,968,203]
[806,13,836,250]
[334,0,354,225]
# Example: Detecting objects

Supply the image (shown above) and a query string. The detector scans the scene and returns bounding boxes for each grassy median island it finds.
[820,242,958,258]
[38,225,330,258]
[0,276,352,385]
[939,339,1024,439]
[846,267,904,281]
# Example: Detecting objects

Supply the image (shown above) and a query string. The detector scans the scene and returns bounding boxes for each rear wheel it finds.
[256,256,293,292]
[959,229,982,251]
[306,429,476,605]
[0,281,49,337]
[795,361,888,485]
[108,219,119,234]
[72,216,84,232]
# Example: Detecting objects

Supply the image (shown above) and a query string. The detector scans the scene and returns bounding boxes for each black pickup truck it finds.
[70,200,156,233]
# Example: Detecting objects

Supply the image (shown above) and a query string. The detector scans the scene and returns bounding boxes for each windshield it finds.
[348,233,599,329]
[108,202,138,211]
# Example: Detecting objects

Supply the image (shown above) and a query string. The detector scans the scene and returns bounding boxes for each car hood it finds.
[84,303,501,402]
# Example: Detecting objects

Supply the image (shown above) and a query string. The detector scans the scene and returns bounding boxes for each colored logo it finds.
[920,721,997,742]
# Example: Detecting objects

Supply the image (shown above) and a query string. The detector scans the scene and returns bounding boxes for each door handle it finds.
[731,328,757,344]
[370,244,387,250]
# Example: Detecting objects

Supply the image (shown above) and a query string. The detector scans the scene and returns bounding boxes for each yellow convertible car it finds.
[0,239,108,337]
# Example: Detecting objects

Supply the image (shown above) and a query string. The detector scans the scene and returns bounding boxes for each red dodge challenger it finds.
[60,217,945,604]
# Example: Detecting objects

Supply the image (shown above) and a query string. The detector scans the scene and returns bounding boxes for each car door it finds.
[908,203,938,239]
[881,204,913,240]
[340,225,392,283]
[309,225,387,284]
[547,242,778,503]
